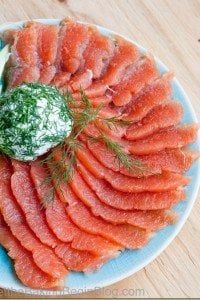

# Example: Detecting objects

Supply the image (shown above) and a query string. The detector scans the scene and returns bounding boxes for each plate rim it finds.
[0,18,199,296]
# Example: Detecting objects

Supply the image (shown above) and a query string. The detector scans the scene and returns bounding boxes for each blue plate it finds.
[0,20,199,296]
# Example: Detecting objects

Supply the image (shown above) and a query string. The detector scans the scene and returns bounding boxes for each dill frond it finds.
[89,133,146,174]
[102,116,132,129]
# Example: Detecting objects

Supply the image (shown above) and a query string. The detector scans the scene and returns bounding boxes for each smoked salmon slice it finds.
[72,81,109,99]
[0,214,61,289]
[112,56,159,106]
[38,24,59,83]
[9,22,39,67]
[11,161,59,248]
[101,38,139,86]
[70,69,93,91]
[124,73,173,122]
[126,102,183,140]
[52,71,71,88]
[6,22,40,88]
[48,156,150,249]
[71,163,176,228]
[128,124,199,155]
[67,199,150,249]
[31,160,121,257]
[0,157,67,279]
[139,149,199,174]
[40,65,57,84]
[12,161,110,272]
[59,19,91,74]
[76,144,189,192]
[38,25,59,66]
[86,140,197,175]
[77,162,183,212]
[55,243,109,273]
[81,27,115,79]
[94,119,127,139]
[8,66,40,88]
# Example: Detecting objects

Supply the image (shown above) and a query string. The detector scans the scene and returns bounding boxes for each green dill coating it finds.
[0,83,72,161]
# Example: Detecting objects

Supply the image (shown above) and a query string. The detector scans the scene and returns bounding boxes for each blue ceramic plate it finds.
[0,19,199,296]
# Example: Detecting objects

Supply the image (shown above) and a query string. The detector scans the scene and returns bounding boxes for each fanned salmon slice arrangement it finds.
[0,19,199,290]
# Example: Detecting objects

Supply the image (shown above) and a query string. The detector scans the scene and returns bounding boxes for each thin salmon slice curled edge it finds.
[52,150,151,249]
[12,161,109,272]
[0,157,67,279]
[5,22,40,88]
[86,140,198,176]
[71,163,177,229]
[101,37,139,86]
[128,124,199,155]
[75,143,189,193]
[0,214,62,289]
[59,19,91,74]
[124,72,173,122]
[125,101,183,140]
[112,55,159,106]
[77,161,183,212]
[30,160,122,258]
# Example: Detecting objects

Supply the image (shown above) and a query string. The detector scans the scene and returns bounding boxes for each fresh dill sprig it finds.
[70,99,103,137]
[89,133,146,174]
[101,116,132,129]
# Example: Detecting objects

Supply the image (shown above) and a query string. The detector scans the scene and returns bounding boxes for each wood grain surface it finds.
[0,0,199,298]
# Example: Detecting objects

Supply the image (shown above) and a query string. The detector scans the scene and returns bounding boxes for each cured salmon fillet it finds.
[7,22,40,88]
[12,161,108,272]
[124,73,173,122]
[139,149,199,174]
[59,19,91,74]
[72,81,109,99]
[81,27,115,79]
[0,157,67,279]
[76,144,189,192]
[0,214,61,289]
[31,161,121,257]
[50,153,150,249]
[128,124,199,155]
[52,71,71,88]
[72,163,176,228]
[101,38,139,86]
[70,69,93,91]
[55,243,109,273]
[94,119,127,139]
[11,161,58,248]
[38,25,59,66]
[126,102,183,140]
[12,161,111,272]
[67,199,150,249]
[7,66,40,88]
[112,56,159,106]
[87,140,198,175]
[77,162,183,212]
[40,65,57,84]
[83,122,124,141]
[10,22,39,67]
[38,24,59,83]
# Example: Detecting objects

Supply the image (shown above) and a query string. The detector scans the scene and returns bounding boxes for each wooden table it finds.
[0,0,199,298]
